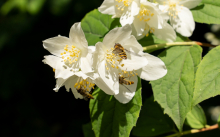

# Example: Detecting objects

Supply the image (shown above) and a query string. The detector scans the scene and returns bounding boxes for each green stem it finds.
[165,124,218,137]
[143,42,197,52]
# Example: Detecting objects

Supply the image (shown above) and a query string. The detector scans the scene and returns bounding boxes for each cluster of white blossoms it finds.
[99,0,202,39]
[43,22,167,103]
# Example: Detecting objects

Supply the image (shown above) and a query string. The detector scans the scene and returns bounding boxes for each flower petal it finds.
[120,50,148,71]
[69,22,88,52]
[95,77,115,95]
[153,22,176,42]
[143,1,163,29]
[80,56,93,73]
[132,17,145,37]
[102,24,132,49]
[53,78,67,92]
[43,55,60,69]
[123,35,143,52]
[43,36,72,57]
[120,1,139,26]
[98,0,116,15]
[55,59,74,79]
[179,0,202,9]
[63,76,84,99]
[98,60,119,95]
[137,52,167,81]
[114,75,137,104]
[171,6,195,37]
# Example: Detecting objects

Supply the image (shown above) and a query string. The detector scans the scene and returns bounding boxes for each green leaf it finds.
[82,122,95,137]
[186,105,207,129]
[193,46,220,106]
[191,0,220,24]
[132,96,174,136]
[89,78,142,137]
[81,9,120,46]
[151,45,202,131]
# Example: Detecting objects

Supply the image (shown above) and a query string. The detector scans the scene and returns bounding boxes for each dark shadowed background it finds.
[0,0,219,137]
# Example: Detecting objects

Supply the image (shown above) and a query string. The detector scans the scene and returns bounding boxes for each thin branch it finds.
[143,41,217,52]
[165,124,219,137]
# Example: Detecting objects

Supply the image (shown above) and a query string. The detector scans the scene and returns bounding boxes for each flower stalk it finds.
[165,124,219,137]
[143,41,217,52]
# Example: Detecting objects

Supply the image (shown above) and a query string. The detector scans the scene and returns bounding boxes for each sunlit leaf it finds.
[191,0,220,24]
[186,105,207,129]
[27,0,45,15]
[81,9,120,46]
[193,46,220,106]
[132,96,174,136]
[151,45,202,131]
[89,78,142,137]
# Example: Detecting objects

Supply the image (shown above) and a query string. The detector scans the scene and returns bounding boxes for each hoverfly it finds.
[119,75,134,92]
[112,43,142,60]
[77,88,94,101]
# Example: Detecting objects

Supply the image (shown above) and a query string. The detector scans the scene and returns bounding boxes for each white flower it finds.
[93,24,167,104]
[98,0,140,26]
[131,0,176,42]
[114,52,167,104]
[93,25,148,96]
[42,22,93,79]
[44,45,104,100]
[54,71,98,100]
[155,0,202,37]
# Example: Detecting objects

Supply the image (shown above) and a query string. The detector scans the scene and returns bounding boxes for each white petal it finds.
[131,1,140,17]
[69,22,88,52]
[63,76,84,99]
[143,2,163,29]
[95,77,115,95]
[102,25,132,49]
[120,11,134,26]
[88,46,96,52]
[98,0,116,15]
[132,17,145,36]
[98,60,119,95]
[55,60,74,79]
[120,51,148,71]
[123,35,143,52]
[171,6,195,37]
[93,42,105,70]
[179,0,202,9]
[80,56,93,73]
[153,22,176,42]
[120,1,139,26]
[43,36,72,57]
[74,71,90,80]
[43,55,60,69]
[53,78,67,92]
[114,75,137,104]
[137,53,167,81]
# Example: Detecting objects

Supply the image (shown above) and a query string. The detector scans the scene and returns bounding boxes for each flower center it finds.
[104,48,124,70]
[137,5,154,22]
[115,0,132,11]
[144,24,155,37]
[74,77,95,92]
[163,0,182,18]
[60,45,81,64]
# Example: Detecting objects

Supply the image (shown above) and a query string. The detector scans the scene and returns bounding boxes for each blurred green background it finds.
[0,0,219,137]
